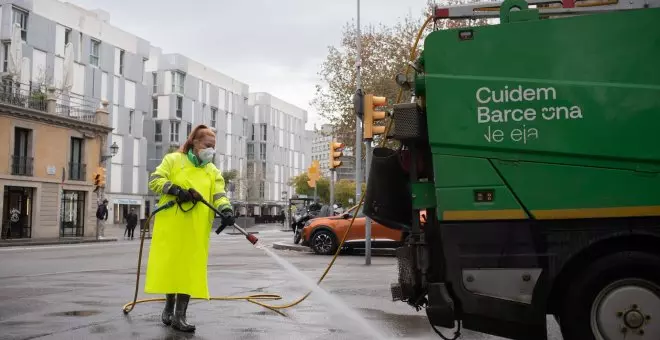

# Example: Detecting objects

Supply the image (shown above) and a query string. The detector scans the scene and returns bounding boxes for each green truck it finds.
[363,0,660,339]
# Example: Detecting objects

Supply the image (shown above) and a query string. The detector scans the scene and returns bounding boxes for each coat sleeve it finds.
[149,153,176,195]
[213,170,232,213]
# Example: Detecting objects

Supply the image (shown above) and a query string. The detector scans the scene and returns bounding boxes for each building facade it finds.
[310,123,333,178]
[0,0,153,223]
[247,92,308,215]
[0,88,113,240]
[144,47,250,206]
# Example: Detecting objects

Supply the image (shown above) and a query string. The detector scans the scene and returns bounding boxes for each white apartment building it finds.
[247,92,308,214]
[0,0,152,222]
[144,47,250,205]
[310,123,333,178]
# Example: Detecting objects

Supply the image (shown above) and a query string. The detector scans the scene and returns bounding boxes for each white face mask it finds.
[199,147,215,162]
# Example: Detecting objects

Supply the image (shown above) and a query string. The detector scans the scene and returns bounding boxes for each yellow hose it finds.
[122,15,433,316]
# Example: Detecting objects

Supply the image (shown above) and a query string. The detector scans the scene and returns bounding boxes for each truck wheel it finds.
[559,251,660,340]
[311,229,337,255]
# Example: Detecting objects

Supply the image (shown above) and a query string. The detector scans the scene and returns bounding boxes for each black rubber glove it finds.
[220,209,235,227]
[168,184,193,203]
[188,188,202,202]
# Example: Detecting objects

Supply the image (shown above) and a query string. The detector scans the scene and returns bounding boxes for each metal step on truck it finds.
[362,0,660,339]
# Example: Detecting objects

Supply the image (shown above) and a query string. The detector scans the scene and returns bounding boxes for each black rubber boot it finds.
[161,294,175,326]
[171,294,195,332]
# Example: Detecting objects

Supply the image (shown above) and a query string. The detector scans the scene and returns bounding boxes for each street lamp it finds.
[101,142,119,162]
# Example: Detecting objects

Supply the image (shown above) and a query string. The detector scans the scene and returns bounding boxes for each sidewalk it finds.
[0,223,286,248]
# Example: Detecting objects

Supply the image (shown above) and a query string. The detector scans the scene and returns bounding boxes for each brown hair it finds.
[179,124,214,153]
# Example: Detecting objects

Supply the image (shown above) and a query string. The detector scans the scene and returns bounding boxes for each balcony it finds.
[11,155,33,176]
[0,79,99,125]
[68,162,87,181]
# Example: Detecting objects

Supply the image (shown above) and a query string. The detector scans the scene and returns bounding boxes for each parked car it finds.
[300,204,426,255]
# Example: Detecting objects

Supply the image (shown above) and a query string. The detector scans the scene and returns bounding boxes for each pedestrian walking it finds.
[144,124,234,333]
[125,208,138,240]
[95,199,109,239]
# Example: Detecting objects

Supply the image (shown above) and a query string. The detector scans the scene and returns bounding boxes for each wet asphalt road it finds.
[0,225,563,340]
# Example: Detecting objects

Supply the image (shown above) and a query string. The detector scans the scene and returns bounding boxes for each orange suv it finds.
[300,204,426,255]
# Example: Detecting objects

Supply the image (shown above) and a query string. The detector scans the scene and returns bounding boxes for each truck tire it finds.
[558,251,660,340]
[311,229,337,256]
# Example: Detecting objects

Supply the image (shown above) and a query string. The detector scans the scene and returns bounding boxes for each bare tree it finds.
[311,0,488,150]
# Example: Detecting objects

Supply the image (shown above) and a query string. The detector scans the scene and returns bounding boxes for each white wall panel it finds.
[133,139,140,166]
[55,25,65,56]
[72,63,85,95]
[132,167,139,194]
[124,79,135,109]
[111,164,122,193]
[101,72,108,101]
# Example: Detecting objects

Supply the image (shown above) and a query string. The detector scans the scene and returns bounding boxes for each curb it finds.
[272,241,312,252]
[0,238,118,248]
[271,242,396,256]
[227,231,260,236]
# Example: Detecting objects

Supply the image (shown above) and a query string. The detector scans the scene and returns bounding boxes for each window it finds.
[247,163,254,178]
[261,124,267,141]
[129,110,134,135]
[60,190,86,237]
[259,181,265,199]
[175,96,183,118]
[171,71,185,94]
[64,28,71,46]
[2,42,9,72]
[211,107,217,128]
[247,144,254,160]
[152,98,158,118]
[90,39,100,67]
[154,121,162,142]
[170,121,180,142]
[142,58,147,82]
[186,123,192,137]
[152,72,157,94]
[260,144,266,160]
[78,33,82,61]
[251,125,255,141]
[12,127,32,176]
[69,137,85,181]
[119,49,125,75]
[12,7,28,41]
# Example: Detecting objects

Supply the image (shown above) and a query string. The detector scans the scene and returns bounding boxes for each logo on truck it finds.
[476,85,583,144]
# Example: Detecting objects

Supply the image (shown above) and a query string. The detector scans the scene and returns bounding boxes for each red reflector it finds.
[434,8,449,18]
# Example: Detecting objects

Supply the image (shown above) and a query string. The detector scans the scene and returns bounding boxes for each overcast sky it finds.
[64,0,429,129]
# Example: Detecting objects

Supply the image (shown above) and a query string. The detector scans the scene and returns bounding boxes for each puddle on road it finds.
[47,310,101,317]
[358,308,432,337]
[73,300,108,307]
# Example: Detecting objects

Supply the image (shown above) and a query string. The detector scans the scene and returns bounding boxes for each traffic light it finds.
[330,141,345,169]
[307,160,321,187]
[93,170,101,186]
[98,167,106,187]
[363,94,388,140]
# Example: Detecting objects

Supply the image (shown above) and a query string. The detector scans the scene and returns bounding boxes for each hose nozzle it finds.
[246,233,259,245]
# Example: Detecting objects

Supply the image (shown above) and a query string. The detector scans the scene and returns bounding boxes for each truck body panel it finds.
[363,2,660,339]
[423,7,660,220]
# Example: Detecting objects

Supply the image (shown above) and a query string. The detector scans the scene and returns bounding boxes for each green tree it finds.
[221,169,239,182]
[289,173,330,203]
[333,179,367,208]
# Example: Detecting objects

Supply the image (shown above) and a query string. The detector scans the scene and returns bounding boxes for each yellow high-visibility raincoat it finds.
[144,151,231,299]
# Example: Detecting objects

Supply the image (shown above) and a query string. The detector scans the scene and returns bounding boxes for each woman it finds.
[145,124,234,332]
